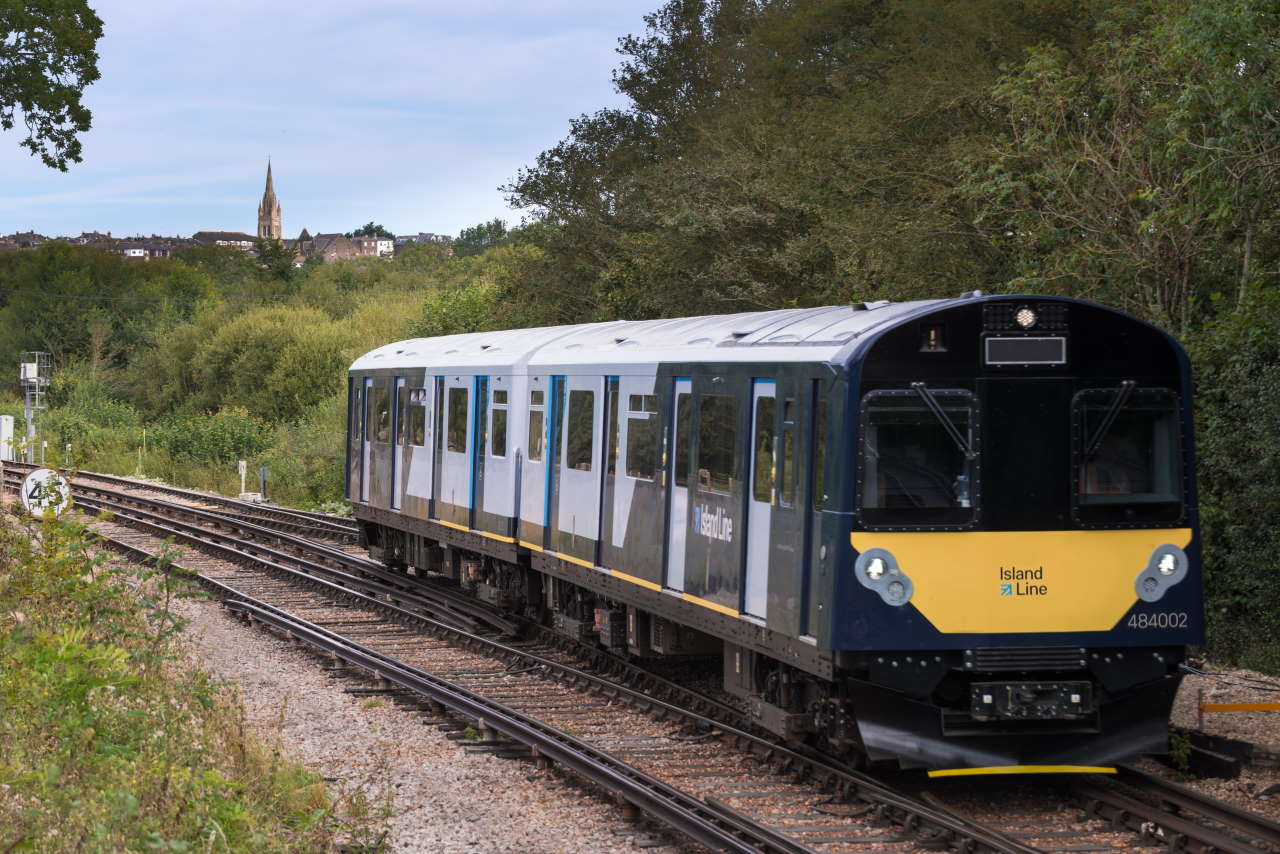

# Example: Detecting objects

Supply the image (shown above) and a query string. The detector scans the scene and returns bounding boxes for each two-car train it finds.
[346,293,1201,773]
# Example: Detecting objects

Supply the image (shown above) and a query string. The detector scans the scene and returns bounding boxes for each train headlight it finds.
[855,549,914,607]
[1135,545,1189,603]
[1015,306,1037,329]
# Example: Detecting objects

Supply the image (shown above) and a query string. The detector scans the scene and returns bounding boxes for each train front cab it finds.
[832,296,1201,772]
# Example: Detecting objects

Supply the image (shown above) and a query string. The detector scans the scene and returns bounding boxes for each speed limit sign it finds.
[20,468,71,517]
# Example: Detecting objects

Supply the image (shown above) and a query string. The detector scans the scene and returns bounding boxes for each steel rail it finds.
[64,480,518,635]
[72,493,504,636]
[1074,780,1274,854]
[3,460,356,539]
[1116,764,1280,849]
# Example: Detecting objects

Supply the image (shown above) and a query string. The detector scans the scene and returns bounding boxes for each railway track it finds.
[9,467,1280,854]
[2,460,357,542]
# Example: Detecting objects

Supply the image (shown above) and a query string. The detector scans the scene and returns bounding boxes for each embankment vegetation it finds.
[3,0,1278,669]
[0,511,375,851]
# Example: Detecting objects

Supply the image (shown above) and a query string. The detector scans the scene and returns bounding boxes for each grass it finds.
[0,507,381,852]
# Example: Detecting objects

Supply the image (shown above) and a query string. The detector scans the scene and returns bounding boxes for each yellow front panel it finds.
[850,529,1192,634]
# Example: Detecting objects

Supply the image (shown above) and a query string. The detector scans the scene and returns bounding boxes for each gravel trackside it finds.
[167,587,694,854]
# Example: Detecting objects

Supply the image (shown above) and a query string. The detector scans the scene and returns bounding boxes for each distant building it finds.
[257,161,282,241]
[311,233,359,263]
[350,235,394,257]
[394,232,452,246]
[192,231,256,250]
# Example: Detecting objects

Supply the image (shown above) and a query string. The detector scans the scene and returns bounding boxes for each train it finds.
[346,293,1201,774]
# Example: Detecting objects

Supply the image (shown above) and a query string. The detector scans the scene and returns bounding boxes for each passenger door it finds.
[555,375,603,563]
[471,375,489,529]
[664,378,692,591]
[745,379,776,618]
[438,376,472,526]
[360,376,373,504]
[391,376,405,510]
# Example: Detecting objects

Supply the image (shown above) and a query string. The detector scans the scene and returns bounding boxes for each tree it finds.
[962,0,1280,333]
[347,222,394,239]
[255,238,296,282]
[0,1,104,170]
[453,218,510,258]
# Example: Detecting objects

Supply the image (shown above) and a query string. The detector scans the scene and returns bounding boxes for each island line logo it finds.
[693,503,734,543]
[999,566,1049,597]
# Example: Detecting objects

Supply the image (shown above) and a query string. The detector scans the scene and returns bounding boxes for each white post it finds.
[0,415,12,461]
[238,460,247,495]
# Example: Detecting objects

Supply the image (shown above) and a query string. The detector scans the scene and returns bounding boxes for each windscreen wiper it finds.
[1084,380,1136,459]
[911,382,977,459]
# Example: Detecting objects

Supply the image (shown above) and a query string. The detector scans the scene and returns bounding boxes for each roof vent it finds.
[687,337,713,345]
[729,330,752,338]
[851,302,867,311]
[960,289,985,299]
[614,337,627,344]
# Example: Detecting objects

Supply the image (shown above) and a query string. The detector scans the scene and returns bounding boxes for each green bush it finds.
[1187,287,1280,672]
[149,409,272,466]
[0,515,365,851]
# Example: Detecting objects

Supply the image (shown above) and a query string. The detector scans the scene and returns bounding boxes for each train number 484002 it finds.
[1128,612,1189,629]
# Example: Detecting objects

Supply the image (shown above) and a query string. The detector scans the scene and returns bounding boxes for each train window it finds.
[490,408,508,457]
[351,384,363,441]
[530,389,544,406]
[859,389,977,527]
[409,391,427,446]
[373,381,392,443]
[698,394,738,494]
[493,389,508,405]
[1074,388,1182,522]
[607,380,620,477]
[528,409,545,462]
[566,390,595,471]
[447,387,468,452]
[397,385,408,446]
[626,417,656,480]
[780,397,796,507]
[628,394,657,413]
[781,429,795,506]
[753,397,776,503]
[674,393,691,487]
[814,398,828,511]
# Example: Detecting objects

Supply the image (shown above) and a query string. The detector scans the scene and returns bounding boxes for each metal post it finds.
[0,415,12,462]
[19,352,50,464]
[258,466,268,500]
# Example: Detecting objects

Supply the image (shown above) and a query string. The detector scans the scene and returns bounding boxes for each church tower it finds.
[257,161,282,241]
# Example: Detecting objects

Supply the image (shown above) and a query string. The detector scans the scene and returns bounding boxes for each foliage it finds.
[0,1,103,170]
[0,515,360,851]
[347,222,394,239]
[452,218,509,258]
[961,0,1280,333]
[149,408,272,466]
[255,238,297,282]
[0,244,212,373]
[1188,287,1280,672]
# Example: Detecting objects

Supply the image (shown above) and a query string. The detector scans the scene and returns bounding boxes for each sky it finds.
[0,1,658,240]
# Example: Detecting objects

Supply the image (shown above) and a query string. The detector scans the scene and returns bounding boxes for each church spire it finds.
[257,159,282,241]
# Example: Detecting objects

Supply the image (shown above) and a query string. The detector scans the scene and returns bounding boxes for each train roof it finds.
[350,299,957,373]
